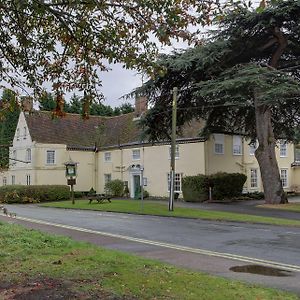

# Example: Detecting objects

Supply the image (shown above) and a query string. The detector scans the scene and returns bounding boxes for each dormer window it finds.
[16,128,20,141]
[24,127,27,139]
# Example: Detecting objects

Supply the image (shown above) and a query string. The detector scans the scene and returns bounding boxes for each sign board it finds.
[67,178,76,186]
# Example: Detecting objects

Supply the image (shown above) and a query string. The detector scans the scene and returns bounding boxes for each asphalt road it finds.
[1,204,300,295]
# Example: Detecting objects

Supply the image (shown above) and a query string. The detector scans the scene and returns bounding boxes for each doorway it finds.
[130,174,141,199]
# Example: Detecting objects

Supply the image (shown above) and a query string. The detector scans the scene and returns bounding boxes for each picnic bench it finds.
[88,193,112,204]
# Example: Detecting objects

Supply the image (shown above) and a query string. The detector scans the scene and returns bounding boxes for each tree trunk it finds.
[254,94,288,204]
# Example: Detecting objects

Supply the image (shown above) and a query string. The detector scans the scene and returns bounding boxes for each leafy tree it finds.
[119,103,134,115]
[138,0,300,204]
[0,89,20,169]
[90,101,114,116]
[0,1,213,117]
[65,94,82,114]
[38,92,56,111]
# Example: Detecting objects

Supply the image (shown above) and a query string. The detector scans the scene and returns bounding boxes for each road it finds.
[1,204,300,295]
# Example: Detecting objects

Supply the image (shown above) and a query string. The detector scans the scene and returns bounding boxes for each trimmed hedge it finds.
[0,185,70,203]
[210,172,247,200]
[182,173,247,202]
[182,175,209,202]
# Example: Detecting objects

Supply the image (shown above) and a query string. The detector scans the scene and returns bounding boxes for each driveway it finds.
[1,204,300,295]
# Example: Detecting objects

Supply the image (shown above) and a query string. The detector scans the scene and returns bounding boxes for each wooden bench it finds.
[88,194,112,204]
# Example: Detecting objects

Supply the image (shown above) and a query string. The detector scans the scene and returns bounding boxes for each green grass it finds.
[41,199,300,227]
[259,203,300,213]
[0,221,298,300]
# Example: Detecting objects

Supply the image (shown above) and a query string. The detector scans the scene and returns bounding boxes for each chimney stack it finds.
[134,96,147,119]
[21,96,33,113]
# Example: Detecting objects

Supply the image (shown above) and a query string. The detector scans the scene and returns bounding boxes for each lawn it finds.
[0,221,298,300]
[41,199,300,227]
[259,202,300,213]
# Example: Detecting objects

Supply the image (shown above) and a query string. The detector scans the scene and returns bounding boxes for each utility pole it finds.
[169,87,178,211]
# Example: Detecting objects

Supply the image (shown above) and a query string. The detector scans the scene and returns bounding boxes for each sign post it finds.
[64,160,78,205]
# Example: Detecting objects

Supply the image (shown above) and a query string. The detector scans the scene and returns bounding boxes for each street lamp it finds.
[64,160,78,204]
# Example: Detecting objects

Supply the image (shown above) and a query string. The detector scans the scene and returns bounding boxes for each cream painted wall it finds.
[206,135,296,193]
[97,142,206,197]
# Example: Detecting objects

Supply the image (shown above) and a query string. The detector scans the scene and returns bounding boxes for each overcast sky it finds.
[99,64,142,108]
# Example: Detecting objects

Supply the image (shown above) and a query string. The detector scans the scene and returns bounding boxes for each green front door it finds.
[133,175,141,199]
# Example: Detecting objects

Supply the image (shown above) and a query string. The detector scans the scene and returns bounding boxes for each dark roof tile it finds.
[25,111,204,149]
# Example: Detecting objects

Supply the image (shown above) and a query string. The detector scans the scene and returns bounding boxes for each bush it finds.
[105,180,124,197]
[138,189,150,199]
[242,191,264,200]
[0,185,70,203]
[210,172,247,200]
[182,175,209,202]
[182,173,247,202]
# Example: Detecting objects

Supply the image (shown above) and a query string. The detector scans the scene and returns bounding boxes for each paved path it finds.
[1,204,300,296]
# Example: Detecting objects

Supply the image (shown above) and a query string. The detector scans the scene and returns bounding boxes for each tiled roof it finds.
[25,111,204,149]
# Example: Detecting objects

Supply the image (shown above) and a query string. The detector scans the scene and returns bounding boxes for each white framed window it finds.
[167,173,182,192]
[3,177,7,186]
[46,150,55,165]
[295,146,300,162]
[16,128,20,141]
[279,140,287,157]
[132,149,141,160]
[280,169,288,188]
[26,175,31,186]
[23,127,27,139]
[104,173,112,185]
[11,175,15,185]
[249,141,257,156]
[233,135,242,155]
[250,168,258,188]
[169,145,180,159]
[104,152,111,162]
[26,148,31,162]
[213,134,224,155]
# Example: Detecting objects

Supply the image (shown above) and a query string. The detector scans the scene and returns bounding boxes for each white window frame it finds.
[26,148,31,162]
[295,146,300,162]
[169,145,180,159]
[280,169,288,188]
[279,140,287,157]
[104,152,111,162]
[132,149,141,160]
[232,135,242,156]
[3,177,7,186]
[26,174,31,186]
[250,168,258,188]
[46,150,55,165]
[11,175,15,185]
[213,134,224,155]
[249,141,257,156]
[104,173,112,185]
[167,173,183,192]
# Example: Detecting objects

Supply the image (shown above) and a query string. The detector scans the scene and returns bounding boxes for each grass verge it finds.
[259,203,300,213]
[41,199,300,227]
[0,221,298,300]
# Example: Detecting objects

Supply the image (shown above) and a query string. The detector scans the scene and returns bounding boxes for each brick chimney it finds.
[134,96,147,119]
[21,96,33,113]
